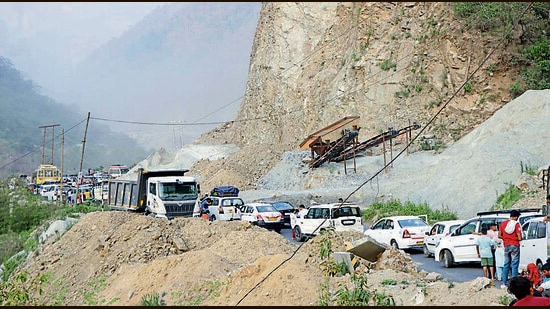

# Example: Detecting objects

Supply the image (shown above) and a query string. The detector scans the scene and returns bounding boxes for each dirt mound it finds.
[13,211,513,306]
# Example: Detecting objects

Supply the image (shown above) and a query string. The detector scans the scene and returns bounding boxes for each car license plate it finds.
[417,241,424,245]
[267,217,278,221]
[228,209,232,213]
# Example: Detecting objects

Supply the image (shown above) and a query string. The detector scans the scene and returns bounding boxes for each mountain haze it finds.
[0,57,148,178]
[60,2,262,151]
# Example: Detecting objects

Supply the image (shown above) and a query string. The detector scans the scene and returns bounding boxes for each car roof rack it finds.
[476,208,542,216]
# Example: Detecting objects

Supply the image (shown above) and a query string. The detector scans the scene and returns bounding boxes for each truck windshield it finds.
[158,182,197,200]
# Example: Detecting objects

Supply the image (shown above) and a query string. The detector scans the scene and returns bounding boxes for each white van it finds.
[290,203,363,242]
[519,216,549,273]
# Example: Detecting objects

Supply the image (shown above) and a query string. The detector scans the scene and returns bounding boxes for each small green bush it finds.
[363,199,457,225]
[140,292,167,306]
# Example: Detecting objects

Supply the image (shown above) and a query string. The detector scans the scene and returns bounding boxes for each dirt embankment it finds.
[14,210,516,306]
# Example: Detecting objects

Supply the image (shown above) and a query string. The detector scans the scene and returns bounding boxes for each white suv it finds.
[434,208,543,268]
[519,216,548,273]
[192,196,244,221]
[208,196,244,221]
[290,203,363,242]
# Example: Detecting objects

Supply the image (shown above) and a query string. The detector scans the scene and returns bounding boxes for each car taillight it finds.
[256,214,263,220]
[280,213,284,219]
[402,229,411,238]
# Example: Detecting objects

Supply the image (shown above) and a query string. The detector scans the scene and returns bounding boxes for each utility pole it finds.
[39,124,60,165]
[60,128,64,202]
[76,112,90,205]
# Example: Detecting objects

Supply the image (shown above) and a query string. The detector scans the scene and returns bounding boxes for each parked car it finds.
[364,215,430,251]
[207,196,244,221]
[240,202,284,232]
[434,208,543,268]
[40,184,60,201]
[259,201,297,226]
[290,203,363,242]
[519,216,548,273]
[423,220,465,257]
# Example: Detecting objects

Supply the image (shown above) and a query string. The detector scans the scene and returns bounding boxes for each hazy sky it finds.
[0,2,166,68]
[0,2,261,151]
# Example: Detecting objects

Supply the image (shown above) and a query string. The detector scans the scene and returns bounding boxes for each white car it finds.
[207,196,244,221]
[40,184,61,201]
[434,209,543,268]
[290,203,364,242]
[423,220,465,257]
[240,202,284,232]
[519,216,548,273]
[364,215,430,251]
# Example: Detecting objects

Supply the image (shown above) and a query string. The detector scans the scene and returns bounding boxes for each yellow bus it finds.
[35,164,62,185]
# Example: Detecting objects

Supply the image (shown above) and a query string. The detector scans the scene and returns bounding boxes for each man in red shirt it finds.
[508,276,550,306]
[498,210,522,287]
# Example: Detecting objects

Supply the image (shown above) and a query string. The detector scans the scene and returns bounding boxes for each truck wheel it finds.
[443,250,454,268]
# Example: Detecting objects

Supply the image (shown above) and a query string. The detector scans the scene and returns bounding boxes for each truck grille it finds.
[164,202,195,218]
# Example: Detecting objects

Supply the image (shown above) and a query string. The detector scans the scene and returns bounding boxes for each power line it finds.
[0,118,88,171]
[234,2,533,305]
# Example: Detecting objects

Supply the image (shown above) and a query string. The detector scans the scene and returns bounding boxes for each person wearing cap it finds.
[498,209,523,288]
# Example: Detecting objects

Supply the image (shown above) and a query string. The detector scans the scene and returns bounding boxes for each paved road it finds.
[280,226,504,286]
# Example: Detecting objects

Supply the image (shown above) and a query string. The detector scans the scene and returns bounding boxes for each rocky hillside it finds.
[196,2,524,188]
[202,2,518,146]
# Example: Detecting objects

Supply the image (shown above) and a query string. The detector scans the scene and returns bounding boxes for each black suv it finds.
[260,201,297,226]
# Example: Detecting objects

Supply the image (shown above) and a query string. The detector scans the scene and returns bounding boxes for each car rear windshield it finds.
[333,207,361,218]
[257,205,277,213]
[398,218,428,227]
[268,202,295,211]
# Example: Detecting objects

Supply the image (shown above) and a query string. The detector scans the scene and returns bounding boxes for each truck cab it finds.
[145,176,200,218]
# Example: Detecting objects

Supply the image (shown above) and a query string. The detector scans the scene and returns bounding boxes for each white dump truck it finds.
[107,168,201,219]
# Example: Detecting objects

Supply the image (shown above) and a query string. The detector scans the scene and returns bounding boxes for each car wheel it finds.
[391,240,399,250]
[293,226,304,242]
[423,244,431,257]
[210,215,216,222]
[443,250,454,268]
[274,227,281,233]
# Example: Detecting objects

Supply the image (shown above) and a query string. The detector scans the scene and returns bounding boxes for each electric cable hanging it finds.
[234,2,533,305]
[0,118,88,171]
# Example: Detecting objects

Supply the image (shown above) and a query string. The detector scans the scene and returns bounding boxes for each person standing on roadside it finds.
[200,197,212,221]
[487,223,501,279]
[476,227,496,280]
[499,210,522,288]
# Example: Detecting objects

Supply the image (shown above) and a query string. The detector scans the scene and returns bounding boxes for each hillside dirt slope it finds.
[19,208,548,306]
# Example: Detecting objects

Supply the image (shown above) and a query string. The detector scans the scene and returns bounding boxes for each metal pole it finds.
[41,127,46,165]
[51,125,55,165]
[60,128,64,202]
[77,112,91,204]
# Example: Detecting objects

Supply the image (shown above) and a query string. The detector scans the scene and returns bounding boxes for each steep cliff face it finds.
[196,2,521,190]
[203,2,516,147]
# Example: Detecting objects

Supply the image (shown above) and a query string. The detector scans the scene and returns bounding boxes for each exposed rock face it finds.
[202,2,515,152]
